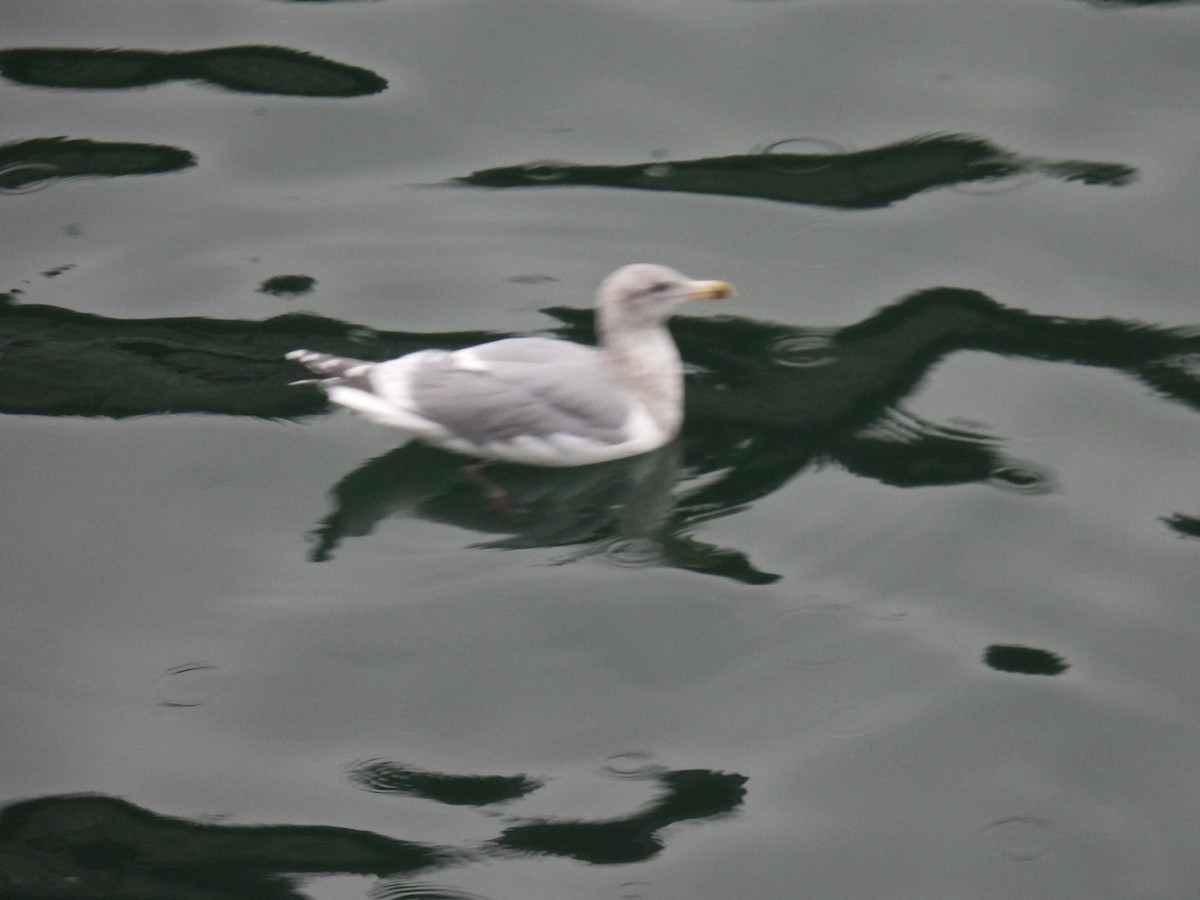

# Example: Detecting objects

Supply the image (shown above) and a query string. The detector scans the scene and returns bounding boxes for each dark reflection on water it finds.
[454,134,1136,209]
[0,304,498,418]
[4,287,1200,572]
[984,644,1070,676]
[0,794,450,900]
[492,768,747,865]
[258,275,318,299]
[1161,513,1200,539]
[0,137,194,192]
[0,764,744,898]
[0,46,387,97]
[347,761,543,805]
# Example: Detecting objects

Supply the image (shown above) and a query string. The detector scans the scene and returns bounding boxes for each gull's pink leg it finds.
[463,461,515,515]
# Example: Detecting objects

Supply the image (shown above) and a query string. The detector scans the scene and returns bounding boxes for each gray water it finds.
[3,1,1200,898]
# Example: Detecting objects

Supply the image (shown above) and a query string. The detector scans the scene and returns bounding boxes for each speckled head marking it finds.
[596,263,734,334]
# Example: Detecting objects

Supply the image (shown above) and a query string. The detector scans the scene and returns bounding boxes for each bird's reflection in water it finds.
[308,442,661,560]
[6,282,1199,575]
[308,401,1047,585]
[300,290,1098,581]
[310,441,783,585]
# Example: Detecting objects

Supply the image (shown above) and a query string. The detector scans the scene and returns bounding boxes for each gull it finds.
[286,263,734,467]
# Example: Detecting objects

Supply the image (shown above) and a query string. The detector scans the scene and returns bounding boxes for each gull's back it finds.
[395,337,633,448]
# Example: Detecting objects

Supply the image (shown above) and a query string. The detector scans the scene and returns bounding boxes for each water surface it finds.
[3,1,1200,898]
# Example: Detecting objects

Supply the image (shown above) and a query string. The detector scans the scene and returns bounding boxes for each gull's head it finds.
[597,263,734,331]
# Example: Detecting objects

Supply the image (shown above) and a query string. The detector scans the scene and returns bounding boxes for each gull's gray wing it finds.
[400,338,632,446]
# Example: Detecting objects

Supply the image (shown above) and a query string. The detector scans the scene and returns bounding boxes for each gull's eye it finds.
[649,281,671,294]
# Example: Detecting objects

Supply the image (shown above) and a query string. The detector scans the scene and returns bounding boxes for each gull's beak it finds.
[686,279,736,300]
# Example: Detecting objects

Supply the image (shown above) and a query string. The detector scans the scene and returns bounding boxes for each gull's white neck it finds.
[597,319,683,436]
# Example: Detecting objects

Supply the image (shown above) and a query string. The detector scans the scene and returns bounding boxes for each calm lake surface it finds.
[4,1,1200,898]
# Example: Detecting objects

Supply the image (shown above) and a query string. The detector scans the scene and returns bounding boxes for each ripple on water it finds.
[0,163,62,194]
[750,137,850,174]
[987,463,1055,495]
[950,164,1038,196]
[819,697,889,738]
[601,752,665,779]
[153,662,225,708]
[373,882,492,900]
[766,332,837,368]
[768,604,870,669]
[603,537,666,569]
[520,160,571,183]
[982,815,1056,861]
